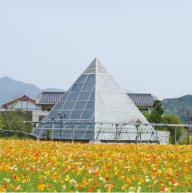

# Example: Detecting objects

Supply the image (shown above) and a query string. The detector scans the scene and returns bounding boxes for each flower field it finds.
[0,140,192,192]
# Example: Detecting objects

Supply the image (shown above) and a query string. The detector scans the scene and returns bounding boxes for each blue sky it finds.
[0,0,192,99]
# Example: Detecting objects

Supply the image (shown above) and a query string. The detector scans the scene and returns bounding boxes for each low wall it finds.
[158,130,170,144]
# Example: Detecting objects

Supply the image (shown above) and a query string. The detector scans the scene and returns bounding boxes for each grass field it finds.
[0,140,192,192]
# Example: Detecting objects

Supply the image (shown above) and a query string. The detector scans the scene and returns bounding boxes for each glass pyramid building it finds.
[33,58,158,143]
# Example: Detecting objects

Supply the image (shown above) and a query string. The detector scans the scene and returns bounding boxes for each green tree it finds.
[0,109,32,133]
[144,100,184,144]
[153,100,164,115]
[161,114,183,144]
[0,114,4,129]
[144,100,164,123]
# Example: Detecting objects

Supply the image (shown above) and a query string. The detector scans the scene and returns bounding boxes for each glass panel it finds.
[74,101,86,110]
[48,111,58,119]
[83,129,94,139]
[91,114,95,121]
[62,111,70,119]
[75,75,87,84]
[57,111,70,119]
[60,93,68,101]
[70,111,82,119]
[86,74,95,84]
[63,101,74,109]
[89,91,95,100]
[81,110,93,120]
[79,92,90,100]
[71,84,83,92]
[45,122,52,128]
[82,84,93,91]
[74,131,84,139]
[64,123,72,129]
[37,123,43,128]
[67,92,79,100]
[85,101,94,109]
[52,102,63,111]
[77,123,89,129]
[54,122,62,128]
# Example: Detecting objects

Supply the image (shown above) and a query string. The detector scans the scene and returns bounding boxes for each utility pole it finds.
[58,112,62,140]
[115,124,118,142]
[51,118,55,141]
[72,125,74,144]
[51,121,54,141]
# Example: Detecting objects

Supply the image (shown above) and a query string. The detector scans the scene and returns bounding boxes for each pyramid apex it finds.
[95,56,101,62]
[84,57,107,74]
[94,56,103,64]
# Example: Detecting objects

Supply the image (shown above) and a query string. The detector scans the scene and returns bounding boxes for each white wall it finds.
[158,130,170,144]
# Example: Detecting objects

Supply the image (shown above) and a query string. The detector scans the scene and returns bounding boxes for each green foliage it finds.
[153,100,164,115]
[0,114,4,129]
[144,100,164,123]
[144,100,183,144]
[25,122,33,133]
[161,114,183,144]
[0,109,33,133]
[0,131,37,139]
[44,129,53,140]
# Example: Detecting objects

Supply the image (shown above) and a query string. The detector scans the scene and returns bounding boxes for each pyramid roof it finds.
[33,58,158,142]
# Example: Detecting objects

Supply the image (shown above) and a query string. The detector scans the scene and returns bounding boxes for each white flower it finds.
[70,179,77,187]
[62,185,66,190]
[3,178,11,183]
[137,186,141,193]
[145,176,150,182]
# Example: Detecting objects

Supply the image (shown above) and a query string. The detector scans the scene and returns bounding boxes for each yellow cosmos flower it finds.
[65,175,70,182]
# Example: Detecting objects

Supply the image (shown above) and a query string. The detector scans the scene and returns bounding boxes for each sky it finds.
[0,0,192,99]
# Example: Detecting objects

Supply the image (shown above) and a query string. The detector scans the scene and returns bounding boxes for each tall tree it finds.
[144,100,164,123]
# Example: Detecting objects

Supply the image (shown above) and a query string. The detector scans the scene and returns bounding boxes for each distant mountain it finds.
[0,77,40,105]
[0,77,64,105]
[162,95,192,123]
